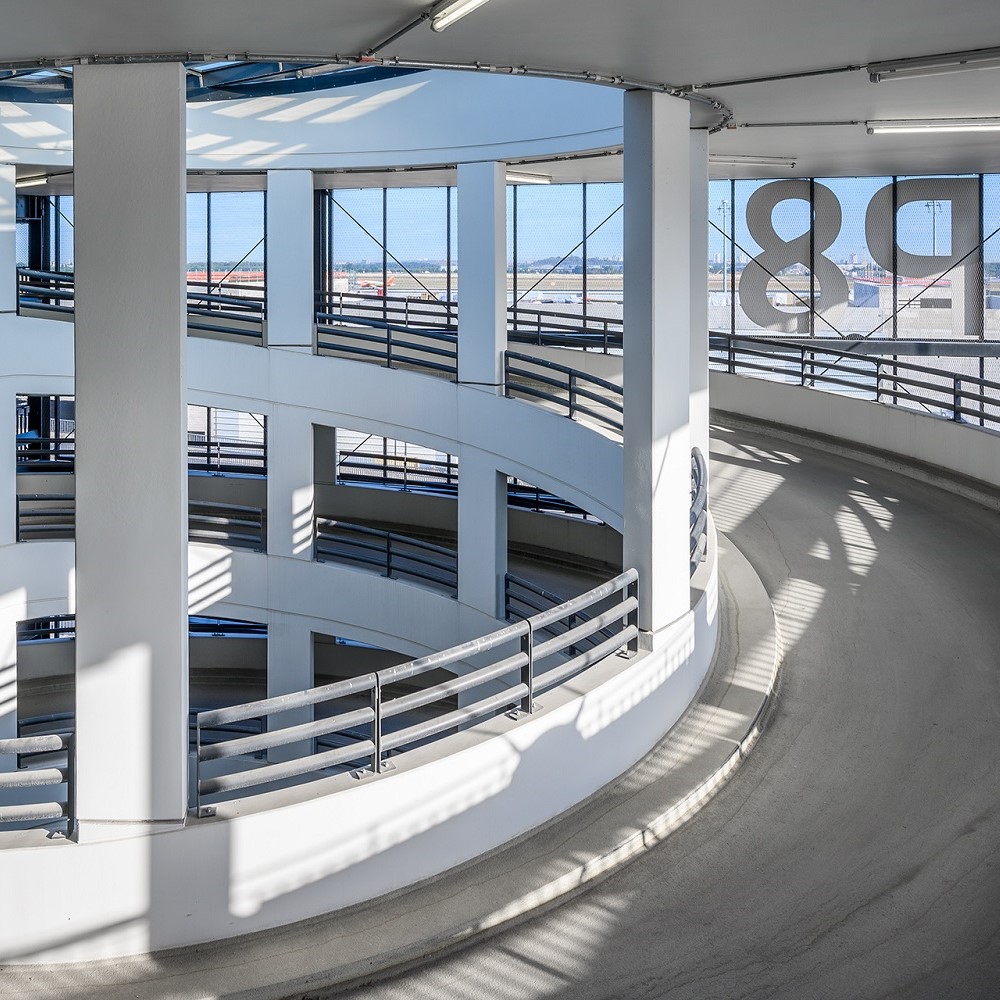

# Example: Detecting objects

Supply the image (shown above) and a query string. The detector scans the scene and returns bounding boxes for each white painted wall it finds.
[711,372,1000,499]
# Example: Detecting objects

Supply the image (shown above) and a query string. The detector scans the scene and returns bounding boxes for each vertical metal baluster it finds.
[520,623,534,715]
[371,676,382,774]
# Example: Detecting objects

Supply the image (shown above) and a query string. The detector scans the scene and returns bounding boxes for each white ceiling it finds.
[4,0,1000,177]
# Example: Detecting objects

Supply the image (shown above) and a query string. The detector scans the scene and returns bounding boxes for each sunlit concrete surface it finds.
[0,510,768,997]
[322,418,1000,1000]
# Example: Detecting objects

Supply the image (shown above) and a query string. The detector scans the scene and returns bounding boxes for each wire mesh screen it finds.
[985,175,1000,340]
[385,187,453,303]
[716,174,991,343]
[186,191,266,297]
[335,429,458,492]
[210,192,265,294]
[583,183,624,329]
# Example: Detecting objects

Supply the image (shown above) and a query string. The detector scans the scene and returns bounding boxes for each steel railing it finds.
[690,447,708,577]
[16,495,266,550]
[315,312,459,379]
[710,332,1000,432]
[315,518,458,594]
[15,435,75,470]
[315,291,622,354]
[336,454,598,520]
[315,290,458,331]
[0,734,74,830]
[508,304,623,353]
[188,436,267,475]
[193,567,639,814]
[504,350,624,436]
[16,269,265,342]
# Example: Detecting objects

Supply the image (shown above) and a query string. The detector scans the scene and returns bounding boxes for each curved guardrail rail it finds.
[314,518,458,594]
[690,447,708,577]
[315,312,459,379]
[314,291,622,354]
[15,495,266,550]
[336,453,599,521]
[193,567,638,815]
[504,350,624,436]
[0,734,73,829]
[710,332,1000,431]
[17,268,265,342]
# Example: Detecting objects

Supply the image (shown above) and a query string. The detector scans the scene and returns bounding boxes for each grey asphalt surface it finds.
[325,420,1000,1000]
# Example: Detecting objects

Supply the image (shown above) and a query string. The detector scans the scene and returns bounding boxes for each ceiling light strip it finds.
[866,118,1000,134]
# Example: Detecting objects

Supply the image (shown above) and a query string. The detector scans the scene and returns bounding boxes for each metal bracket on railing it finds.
[519,622,534,715]
[65,733,77,838]
[371,675,383,773]
[626,579,639,656]
[194,718,213,817]
[954,377,963,422]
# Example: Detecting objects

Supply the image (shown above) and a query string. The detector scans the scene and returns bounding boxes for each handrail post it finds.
[568,371,577,419]
[874,358,881,403]
[800,345,807,386]
[728,336,735,374]
[520,623,534,715]
[386,327,393,369]
[567,613,578,657]
[371,675,383,773]
[385,532,393,578]
[626,578,639,656]
[65,733,77,838]
[953,377,962,422]
[195,716,205,817]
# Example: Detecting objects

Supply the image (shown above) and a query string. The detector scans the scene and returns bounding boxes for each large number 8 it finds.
[739,180,849,335]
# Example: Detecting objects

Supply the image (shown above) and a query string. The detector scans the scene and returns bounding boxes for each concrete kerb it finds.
[0,535,778,1000]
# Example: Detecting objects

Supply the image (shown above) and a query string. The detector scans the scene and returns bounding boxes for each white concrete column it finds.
[689,131,710,466]
[73,63,188,833]
[457,161,506,389]
[458,451,507,620]
[266,170,315,349]
[267,406,314,559]
[0,386,15,548]
[0,165,17,314]
[0,597,19,773]
[623,90,692,634]
[266,619,313,763]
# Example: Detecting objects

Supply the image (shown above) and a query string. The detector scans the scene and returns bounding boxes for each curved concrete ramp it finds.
[332,419,1000,1000]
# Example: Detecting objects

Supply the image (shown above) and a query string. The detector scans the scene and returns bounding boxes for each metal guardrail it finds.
[508,304,623,353]
[189,501,266,551]
[316,290,458,332]
[504,350,624,436]
[0,733,73,829]
[17,432,265,474]
[17,268,265,342]
[336,454,598,521]
[690,448,708,577]
[16,495,266,550]
[315,291,623,354]
[315,312,459,378]
[710,332,1000,432]
[315,518,458,594]
[188,437,267,475]
[15,435,75,470]
[193,567,639,814]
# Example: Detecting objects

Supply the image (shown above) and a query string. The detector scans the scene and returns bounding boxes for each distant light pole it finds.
[718,200,730,294]
[925,199,943,256]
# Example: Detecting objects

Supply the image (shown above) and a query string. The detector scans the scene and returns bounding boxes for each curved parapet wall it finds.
[711,371,1000,502]
[0,300,719,962]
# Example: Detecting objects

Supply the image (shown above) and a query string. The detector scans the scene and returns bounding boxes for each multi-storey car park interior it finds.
[1,3,999,998]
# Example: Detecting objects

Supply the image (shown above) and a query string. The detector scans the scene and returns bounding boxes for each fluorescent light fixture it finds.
[867,46,1000,83]
[15,175,48,189]
[866,118,1000,134]
[506,170,551,185]
[709,154,796,168]
[430,0,492,32]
